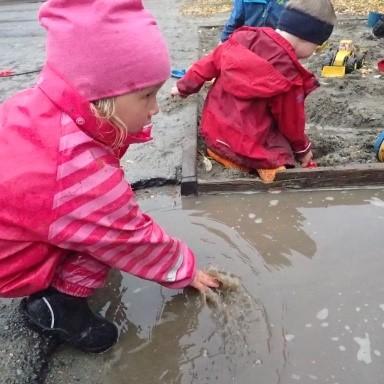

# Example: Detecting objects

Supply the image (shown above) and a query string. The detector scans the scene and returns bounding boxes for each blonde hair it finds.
[91,97,128,150]
[286,0,337,25]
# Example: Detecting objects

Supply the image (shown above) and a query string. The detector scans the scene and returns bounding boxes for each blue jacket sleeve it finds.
[220,0,244,42]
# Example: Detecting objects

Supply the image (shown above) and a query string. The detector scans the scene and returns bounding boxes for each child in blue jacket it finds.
[221,0,287,42]
[373,17,384,38]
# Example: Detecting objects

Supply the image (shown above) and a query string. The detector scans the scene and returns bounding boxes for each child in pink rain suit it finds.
[0,0,218,353]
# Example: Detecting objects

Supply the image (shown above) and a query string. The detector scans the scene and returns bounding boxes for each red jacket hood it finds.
[217,27,317,99]
[219,39,292,98]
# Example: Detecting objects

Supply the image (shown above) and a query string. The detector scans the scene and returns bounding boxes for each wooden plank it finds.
[181,175,198,195]
[198,164,384,193]
[180,102,198,196]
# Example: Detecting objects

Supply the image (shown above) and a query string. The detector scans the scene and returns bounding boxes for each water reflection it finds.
[184,195,317,268]
[63,188,384,384]
[183,190,384,269]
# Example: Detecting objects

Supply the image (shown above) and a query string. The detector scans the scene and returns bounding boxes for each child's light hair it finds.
[91,98,128,150]
[286,0,337,25]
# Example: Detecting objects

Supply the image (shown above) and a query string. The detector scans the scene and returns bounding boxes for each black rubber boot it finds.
[21,288,118,353]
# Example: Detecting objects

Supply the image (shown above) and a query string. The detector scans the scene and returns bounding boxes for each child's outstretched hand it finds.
[190,269,220,293]
[171,86,180,97]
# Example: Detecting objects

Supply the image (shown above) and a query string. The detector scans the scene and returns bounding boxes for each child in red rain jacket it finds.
[172,0,336,182]
[0,0,218,353]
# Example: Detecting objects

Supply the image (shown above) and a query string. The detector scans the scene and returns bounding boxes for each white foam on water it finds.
[248,213,256,219]
[366,197,384,208]
[355,307,361,312]
[291,374,301,380]
[269,199,279,207]
[316,308,329,320]
[379,304,384,311]
[325,196,335,201]
[374,350,381,357]
[321,322,329,327]
[305,323,312,328]
[285,334,295,342]
[339,346,346,351]
[331,337,339,341]
[354,333,372,364]
[254,218,263,224]
[345,325,351,332]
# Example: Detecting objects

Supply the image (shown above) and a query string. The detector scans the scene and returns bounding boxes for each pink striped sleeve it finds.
[48,116,196,288]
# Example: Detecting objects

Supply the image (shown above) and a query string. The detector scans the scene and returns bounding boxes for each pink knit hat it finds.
[38,0,170,101]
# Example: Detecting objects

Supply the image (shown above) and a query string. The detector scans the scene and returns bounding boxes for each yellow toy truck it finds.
[321,40,365,78]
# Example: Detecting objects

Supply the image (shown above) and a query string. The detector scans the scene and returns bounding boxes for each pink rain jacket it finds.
[0,65,196,298]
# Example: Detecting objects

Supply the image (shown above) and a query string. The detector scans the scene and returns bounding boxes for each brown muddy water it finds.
[84,188,384,384]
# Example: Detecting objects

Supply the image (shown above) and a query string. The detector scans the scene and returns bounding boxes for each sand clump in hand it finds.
[202,267,241,308]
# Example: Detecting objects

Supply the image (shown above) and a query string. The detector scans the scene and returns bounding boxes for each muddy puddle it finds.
[63,187,384,384]
[187,18,384,181]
